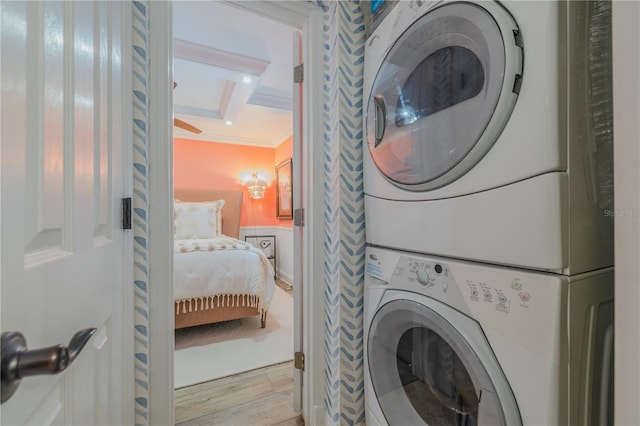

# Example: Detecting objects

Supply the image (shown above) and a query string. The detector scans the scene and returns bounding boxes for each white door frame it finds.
[297,9,329,424]
[145,2,327,425]
[146,2,176,424]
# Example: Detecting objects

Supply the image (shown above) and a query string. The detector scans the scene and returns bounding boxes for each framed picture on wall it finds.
[244,235,276,277]
[276,159,293,219]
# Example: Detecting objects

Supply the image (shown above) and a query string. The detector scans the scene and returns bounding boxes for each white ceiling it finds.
[172,1,301,147]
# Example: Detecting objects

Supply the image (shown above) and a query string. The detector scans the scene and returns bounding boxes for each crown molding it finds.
[174,38,270,76]
[174,80,235,119]
[222,0,317,29]
[174,106,221,120]
[173,130,291,148]
[248,86,293,111]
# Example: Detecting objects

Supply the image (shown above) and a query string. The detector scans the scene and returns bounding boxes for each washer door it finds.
[366,2,522,191]
[368,297,521,425]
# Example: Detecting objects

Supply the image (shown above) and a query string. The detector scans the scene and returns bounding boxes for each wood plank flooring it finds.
[175,361,303,425]
[175,278,302,426]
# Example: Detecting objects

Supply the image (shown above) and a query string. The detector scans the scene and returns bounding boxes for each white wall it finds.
[240,226,294,284]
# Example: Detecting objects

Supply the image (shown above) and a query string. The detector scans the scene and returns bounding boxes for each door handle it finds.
[373,95,387,147]
[1,328,96,403]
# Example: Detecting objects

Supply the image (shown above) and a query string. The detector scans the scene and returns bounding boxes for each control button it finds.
[483,291,492,301]
[470,289,479,298]
[519,292,531,303]
[498,294,508,304]
[416,269,430,286]
[434,264,443,274]
[511,280,522,291]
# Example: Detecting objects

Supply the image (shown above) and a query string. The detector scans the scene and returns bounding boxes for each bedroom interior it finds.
[171,1,299,420]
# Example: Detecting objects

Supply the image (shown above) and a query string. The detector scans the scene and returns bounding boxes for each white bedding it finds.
[173,235,276,313]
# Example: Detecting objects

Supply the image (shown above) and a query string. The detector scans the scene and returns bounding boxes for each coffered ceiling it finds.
[172,1,307,147]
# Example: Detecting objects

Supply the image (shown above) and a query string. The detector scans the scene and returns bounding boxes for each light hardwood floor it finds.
[175,360,303,425]
[175,278,302,426]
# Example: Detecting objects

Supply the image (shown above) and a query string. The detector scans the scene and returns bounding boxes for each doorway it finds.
[144,1,326,424]
[171,1,300,424]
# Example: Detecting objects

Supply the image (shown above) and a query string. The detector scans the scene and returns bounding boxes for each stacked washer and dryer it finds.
[362,1,614,425]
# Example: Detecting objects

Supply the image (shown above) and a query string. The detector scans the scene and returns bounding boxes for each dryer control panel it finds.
[362,0,399,39]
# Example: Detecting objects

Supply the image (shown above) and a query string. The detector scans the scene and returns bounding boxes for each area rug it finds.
[174,286,294,388]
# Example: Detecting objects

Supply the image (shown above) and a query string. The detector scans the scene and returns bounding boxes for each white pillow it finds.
[173,199,225,239]
[173,198,224,235]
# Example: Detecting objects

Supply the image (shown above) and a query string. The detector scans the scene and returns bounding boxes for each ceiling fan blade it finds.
[174,118,202,134]
[173,82,201,134]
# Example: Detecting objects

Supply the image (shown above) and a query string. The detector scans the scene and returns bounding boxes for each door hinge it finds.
[294,351,305,371]
[122,197,132,230]
[294,208,305,227]
[293,64,304,83]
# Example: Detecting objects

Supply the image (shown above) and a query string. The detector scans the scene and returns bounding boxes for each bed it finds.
[173,189,276,329]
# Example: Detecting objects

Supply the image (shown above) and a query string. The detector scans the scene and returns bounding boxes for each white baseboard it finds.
[314,405,327,426]
[278,270,293,285]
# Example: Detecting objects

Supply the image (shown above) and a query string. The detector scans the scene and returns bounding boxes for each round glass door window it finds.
[368,299,515,425]
[366,2,522,190]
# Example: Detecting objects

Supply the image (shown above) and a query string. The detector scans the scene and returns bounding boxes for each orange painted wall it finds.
[275,135,293,166]
[174,137,293,227]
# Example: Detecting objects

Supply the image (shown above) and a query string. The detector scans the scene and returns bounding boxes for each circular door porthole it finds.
[366,2,522,191]
[368,298,519,425]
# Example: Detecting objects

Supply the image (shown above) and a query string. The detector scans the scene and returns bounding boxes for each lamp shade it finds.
[246,173,267,199]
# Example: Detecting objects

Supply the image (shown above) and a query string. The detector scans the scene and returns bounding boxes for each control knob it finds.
[416,269,431,286]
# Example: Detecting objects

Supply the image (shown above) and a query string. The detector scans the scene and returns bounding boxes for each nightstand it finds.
[245,235,276,278]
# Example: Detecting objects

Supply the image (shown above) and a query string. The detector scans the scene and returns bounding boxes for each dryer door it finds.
[368,297,521,425]
[366,2,522,191]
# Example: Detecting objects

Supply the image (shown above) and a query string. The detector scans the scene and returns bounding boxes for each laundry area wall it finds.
[316,1,367,425]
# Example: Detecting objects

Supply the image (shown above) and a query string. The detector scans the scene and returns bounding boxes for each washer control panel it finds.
[397,255,541,315]
[365,246,571,366]
[404,258,446,288]
[389,255,470,313]
[366,246,554,318]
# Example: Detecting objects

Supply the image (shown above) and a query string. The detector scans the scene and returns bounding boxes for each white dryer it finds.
[363,0,614,274]
[364,246,614,425]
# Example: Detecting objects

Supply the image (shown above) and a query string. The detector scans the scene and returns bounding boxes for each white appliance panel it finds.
[362,0,614,273]
[364,246,614,426]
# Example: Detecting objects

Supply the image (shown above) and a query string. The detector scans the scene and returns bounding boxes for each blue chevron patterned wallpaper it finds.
[132,1,150,425]
[317,1,366,425]
[131,2,365,424]
[319,0,342,422]
[336,2,366,424]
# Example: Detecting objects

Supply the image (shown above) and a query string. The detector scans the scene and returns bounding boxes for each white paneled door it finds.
[1,1,131,424]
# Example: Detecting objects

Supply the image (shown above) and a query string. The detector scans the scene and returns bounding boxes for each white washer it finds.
[363,0,614,274]
[364,246,614,426]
